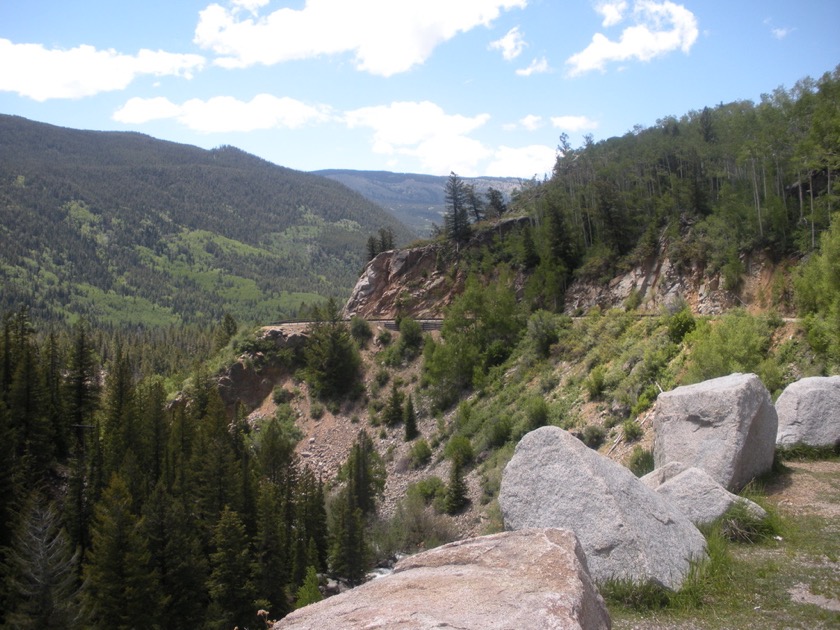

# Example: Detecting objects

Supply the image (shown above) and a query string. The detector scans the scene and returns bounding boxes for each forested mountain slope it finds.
[314,169,520,234]
[0,115,413,326]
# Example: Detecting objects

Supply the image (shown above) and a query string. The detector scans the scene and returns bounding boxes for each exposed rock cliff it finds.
[344,221,794,321]
[343,216,531,319]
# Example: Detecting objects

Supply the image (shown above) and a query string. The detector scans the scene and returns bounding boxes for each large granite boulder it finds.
[775,376,840,448]
[500,426,706,591]
[274,528,611,630]
[642,462,767,526]
[653,373,777,491]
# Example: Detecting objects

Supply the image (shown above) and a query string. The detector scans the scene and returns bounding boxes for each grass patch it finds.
[607,466,840,629]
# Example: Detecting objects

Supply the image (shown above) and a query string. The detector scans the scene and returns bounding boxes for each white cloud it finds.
[0,38,204,101]
[550,115,598,132]
[344,101,492,175]
[489,26,526,60]
[486,144,556,178]
[113,94,332,132]
[520,114,543,130]
[596,1,628,27]
[113,97,183,123]
[771,26,793,40]
[231,0,270,13]
[194,0,528,76]
[565,0,698,77]
[516,56,550,76]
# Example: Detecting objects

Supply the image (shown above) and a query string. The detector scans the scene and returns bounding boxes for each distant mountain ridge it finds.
[314,169,523,234]
[0,114,412,326]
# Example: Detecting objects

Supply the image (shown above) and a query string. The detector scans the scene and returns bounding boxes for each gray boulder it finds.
[653,373,777,491]
[500,426,706,591]
[776,376,840,448]
[642,463,767,526]
[274,528,611,630]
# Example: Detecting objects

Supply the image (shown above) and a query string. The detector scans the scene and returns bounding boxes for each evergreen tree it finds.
[3,493,81,629]
[142,481,209,630]
[444,459,468,515]
[485,186,507,217]
[465,183,485,223]
[101,344,137,485]
[403,394,418,441]
[327,488,367,586]
[81,473,161,630]
[253,482,291,620]
[191,389,242,536]
[294,566,323,609]
[344,430,385,518]
[382,382,404,427]
[212,313,238,352]
[303,298,361,399]
[206,507,257,630]
[444,171,472,244]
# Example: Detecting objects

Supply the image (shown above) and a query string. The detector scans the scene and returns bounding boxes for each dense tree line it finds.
[520,67,840,290]
[0,309,384,628]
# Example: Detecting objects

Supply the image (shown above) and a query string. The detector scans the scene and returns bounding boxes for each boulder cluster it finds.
[273,374,838,629]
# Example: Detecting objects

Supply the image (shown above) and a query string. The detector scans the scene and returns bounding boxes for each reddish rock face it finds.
[343,216,532,320]
[274,528,612,630]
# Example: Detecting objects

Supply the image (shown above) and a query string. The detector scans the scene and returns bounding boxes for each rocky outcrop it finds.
[500,426,706,591]
[653,373,777,491]
[343,216,531,319]
[642,462,767,526]
[217,325,307,414]
[274,528,611,630]
[775,376,840,448]
[563,243,787,316]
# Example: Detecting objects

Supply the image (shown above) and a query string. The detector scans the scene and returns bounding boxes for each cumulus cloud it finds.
[550,115,598,132]
[486,144,556,178]
[194,0,528,76]
[516,56,550,76]
[596,1,628,27]
[113,94,332,132]
[0,39,205,101]
[344,101,492,174]
[504,114,543,131]
[489,26,526,60]
[565,0,698,77]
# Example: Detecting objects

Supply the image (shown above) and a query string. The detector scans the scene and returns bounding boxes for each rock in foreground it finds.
[654,373,777,491]
[500,426,706,591]
[274,528,611,630]
[776,376,840,449]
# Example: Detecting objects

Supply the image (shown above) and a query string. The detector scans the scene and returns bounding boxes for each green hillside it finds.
[314,169,521,234]
[0,115,413,327]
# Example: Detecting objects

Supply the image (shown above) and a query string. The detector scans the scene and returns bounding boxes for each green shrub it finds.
[310,401,325,419]
[666,305,696,343]
[408,439,432,469]
[622,419,643,442]
[272,386,294,405]
[627,446,654,477]
[376,329,392,346]
[579,424,605,449]
[350,316,373,346]
[444,435,474,467]
[399,317,424,352]
[584,365,607,400]
[524,396,549,431]
[526,310,559,358]
[407,476,446,506]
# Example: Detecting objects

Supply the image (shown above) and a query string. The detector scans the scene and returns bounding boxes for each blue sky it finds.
[1,1,838,178]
